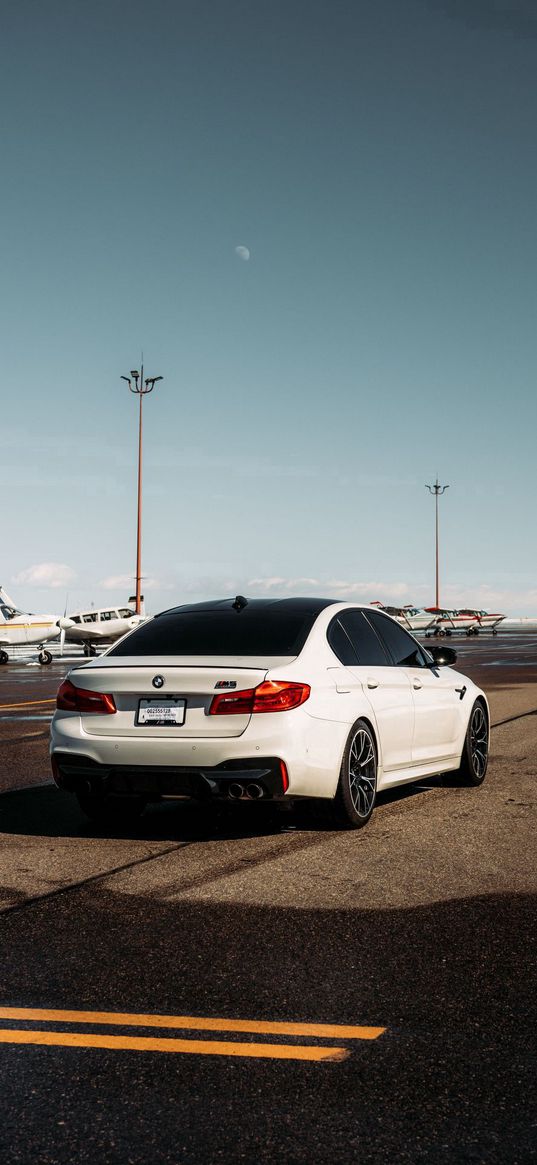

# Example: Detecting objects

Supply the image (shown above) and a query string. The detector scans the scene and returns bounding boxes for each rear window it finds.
[109,610,316,657]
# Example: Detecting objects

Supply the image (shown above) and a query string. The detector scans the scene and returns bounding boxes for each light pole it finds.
[425,478,449,609]
[121,364,163,615]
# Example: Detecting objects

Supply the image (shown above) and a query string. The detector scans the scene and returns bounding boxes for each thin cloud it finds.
[13,563,76,589]
[248,577,319,592]
[440,584,537,611]
[125,574,537,615]
[326,580,411,600]
[247,577,416,601]
[99,574,171,592]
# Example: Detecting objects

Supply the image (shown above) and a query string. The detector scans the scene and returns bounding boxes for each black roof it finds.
[155,597,339,620]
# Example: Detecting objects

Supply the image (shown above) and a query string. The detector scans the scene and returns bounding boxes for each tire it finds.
[455,700,489,786]
[38,650,52,665]
[332,719,378,829]
[76,793,147,824]
[0,650,8,665]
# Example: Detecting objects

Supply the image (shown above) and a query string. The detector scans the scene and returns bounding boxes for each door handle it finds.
[366,678,379,689]
[413,679,422,690]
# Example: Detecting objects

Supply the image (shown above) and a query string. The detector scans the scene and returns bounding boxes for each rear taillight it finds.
[209,681,310,716]
[56,678,116,714]
[253,681,311,712]
[208,688,256,715]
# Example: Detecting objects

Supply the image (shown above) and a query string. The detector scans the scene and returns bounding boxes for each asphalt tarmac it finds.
[0,636,535,1164]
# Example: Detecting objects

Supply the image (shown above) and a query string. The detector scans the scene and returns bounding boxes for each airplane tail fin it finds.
[128,594,146,616]
[0,585,18,612]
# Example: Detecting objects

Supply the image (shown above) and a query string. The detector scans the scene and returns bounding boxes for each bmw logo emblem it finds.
[152,675,165,689]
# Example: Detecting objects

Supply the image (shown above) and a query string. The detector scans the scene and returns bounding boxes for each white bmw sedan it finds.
[50,596,489,828]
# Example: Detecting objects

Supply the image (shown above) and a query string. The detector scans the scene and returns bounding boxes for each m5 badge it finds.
[214,680,237,689]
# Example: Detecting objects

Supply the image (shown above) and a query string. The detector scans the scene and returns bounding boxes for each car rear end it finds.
[50,598,332,811]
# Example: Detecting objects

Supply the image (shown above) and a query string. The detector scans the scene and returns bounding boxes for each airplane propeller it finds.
[56,616,76,655]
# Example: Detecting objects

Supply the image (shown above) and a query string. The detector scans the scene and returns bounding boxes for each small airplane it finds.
[424,608,505,636]
[423,607,505,636]
[422,607,479,636]
[369,602,440,632]
[456,609,506,635]
[62,598,148,655]
[0,586,71,665]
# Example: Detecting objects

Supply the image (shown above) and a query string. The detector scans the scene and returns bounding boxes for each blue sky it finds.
[2,0,537,615]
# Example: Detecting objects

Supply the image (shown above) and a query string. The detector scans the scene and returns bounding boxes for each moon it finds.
[235,245,250,262]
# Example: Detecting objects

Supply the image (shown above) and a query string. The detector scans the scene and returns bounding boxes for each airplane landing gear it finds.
[83,643,97,657]
[0,650,8,665]
[38,649,53,665]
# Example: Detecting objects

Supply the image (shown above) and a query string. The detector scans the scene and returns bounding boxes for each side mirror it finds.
[427,645,457,667]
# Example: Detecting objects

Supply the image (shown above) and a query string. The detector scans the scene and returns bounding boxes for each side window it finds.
[339,610,390,666]
[365,610,427,667]
[327,618,359,665]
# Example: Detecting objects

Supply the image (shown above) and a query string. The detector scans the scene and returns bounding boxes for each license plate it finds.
[136,698,186,726]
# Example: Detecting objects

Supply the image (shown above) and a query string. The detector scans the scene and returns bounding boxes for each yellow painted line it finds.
[0,1006,385,1041]
[0,1029,347,1062]
[0,699,56,710]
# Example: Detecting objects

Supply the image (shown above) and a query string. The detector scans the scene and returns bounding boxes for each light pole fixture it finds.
[425,478,449,609]
[121,363,163,615]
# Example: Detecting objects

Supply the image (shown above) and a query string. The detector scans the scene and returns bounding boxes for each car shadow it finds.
[0,776,447,843]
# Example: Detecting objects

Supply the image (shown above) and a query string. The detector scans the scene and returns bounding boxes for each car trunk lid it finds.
[70,657,295,738]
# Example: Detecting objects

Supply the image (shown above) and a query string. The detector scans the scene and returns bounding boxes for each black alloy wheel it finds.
[455,700,489,786]
[333,719,378,829]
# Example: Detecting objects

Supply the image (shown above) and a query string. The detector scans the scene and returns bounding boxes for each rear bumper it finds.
[51,752,288,801]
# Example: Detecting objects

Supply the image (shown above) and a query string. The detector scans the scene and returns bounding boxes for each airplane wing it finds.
[66,620,140,643]
[67,626,111,641]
